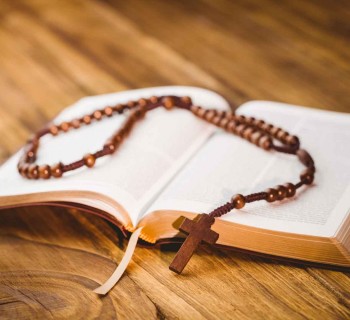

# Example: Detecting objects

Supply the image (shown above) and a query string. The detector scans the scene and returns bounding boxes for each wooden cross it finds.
[169,214,219,274]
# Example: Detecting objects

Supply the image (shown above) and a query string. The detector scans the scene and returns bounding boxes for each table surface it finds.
[0,0,350,319]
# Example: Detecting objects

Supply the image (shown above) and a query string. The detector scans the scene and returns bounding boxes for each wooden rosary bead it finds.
[181,96,192,105]
[236,115,246,123]
[276,129,287,139]
[82,115,92,125]
[39,165,51,179]
[243,127,255,140]
[250,131,263,145]
[259,135,272,150]
[245,117,255,125]
[296,149,314,167]
[27,150,36,162]
[20,163,30,177]
[83,154,96,168]
[28,164,39,179]
[51,163,63,178]
[235,124,247,137]
[163,97,175,109]
[275,185,287,200]
[197,107,206,118]
[104,106,113,117]
[60,122,70,132]
[231,194,246,209]
[190,105,200,114]
[150,96,158,104]
[219,118,229,129]
[300,168,314,185]
[71,119,81,129]
[226,120,237,133]
[93,110,102,120]
[212,115,222,126]
[138,98,148,107]
[284,183,296,197]
[127,100,136,108]
[205,110,216,121]
[50,126,59,136]
[253,119,265,128]
[286,135,299,146]
[266,188,278,202]
[270,127,281,136]
[261,123,273,132]
[114,104,123,113]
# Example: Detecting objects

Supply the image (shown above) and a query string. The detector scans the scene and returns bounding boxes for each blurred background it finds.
[1,0,350,163]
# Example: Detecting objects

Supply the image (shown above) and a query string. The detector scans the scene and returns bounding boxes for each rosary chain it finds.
[17,95,315,218]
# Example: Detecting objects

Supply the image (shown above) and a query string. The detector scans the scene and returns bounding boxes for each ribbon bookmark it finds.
[94,227,143,295]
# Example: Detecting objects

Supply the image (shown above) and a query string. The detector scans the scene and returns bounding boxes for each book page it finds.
[146,101,350,237]
[0,86,229,227]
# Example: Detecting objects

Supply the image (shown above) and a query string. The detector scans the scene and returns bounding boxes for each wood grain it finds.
[0,0,349,318]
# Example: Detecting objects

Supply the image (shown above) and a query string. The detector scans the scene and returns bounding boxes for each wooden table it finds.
[0,1,349,319]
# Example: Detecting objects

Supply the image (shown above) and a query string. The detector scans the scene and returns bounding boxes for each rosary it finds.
[17,95,315,274]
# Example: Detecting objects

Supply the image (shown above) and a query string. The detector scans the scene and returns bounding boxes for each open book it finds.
[1,86,350,270]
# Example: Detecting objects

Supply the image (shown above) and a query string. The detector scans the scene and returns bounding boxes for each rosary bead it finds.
[212,115,222,126]
[235,124,246,137]
[219,118,229,129]
[245,117,255,125]
[51,163,63,178]
[28,164,39,179]
[50,126,59,136]
[270,127,281,136]
[197,107,206,117]
[190,105,200,114]
[275,185,287,200]
[300,168,314,185]
[114,104,123,113]
[93,110,102,120]
[127,100,136,108]
[27,150,36,162]
[296,149,314,167]
[60,122,70,132]
[163,97,175,109]
[284,183,296,197]
[104,106,113,117]
[259,135,272,150]
[250,131,263,145]
[286,135,299,146]
[227,120,237,133]
[20,163,30,177]
[231,194,246,209]
[243,127,255,140]
[150,96,158,104]
[254,119,265,128]
[83,115,92,125]
[236,115,246,123]
[205,110,216,121]
[181,96,192,105]
[138,98,148,107]
[39,165,51,179]
[277,130,288,142]
[84,154,96,168]
[266,188,278,202]
[261,123,273,132]
[71,119,80,129]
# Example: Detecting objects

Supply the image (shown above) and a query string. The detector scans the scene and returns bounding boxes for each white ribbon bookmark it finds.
[94,227,143,295]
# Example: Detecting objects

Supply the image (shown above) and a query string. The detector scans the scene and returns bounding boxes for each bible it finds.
[1,86,349,282]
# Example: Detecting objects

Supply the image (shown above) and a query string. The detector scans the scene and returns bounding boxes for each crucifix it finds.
[169,214,219,274]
